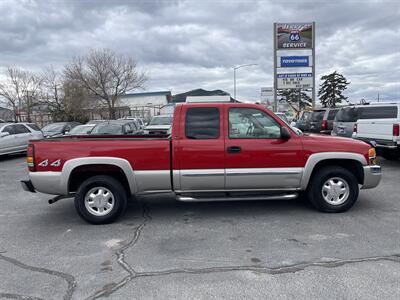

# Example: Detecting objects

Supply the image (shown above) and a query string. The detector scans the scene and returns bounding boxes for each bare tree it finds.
[41,66,65,113]
[0,67,43,122]
[64,49,147,119]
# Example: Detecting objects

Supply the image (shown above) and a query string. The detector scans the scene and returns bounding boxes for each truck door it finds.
[224,106,304,190]
[173,105,225,192]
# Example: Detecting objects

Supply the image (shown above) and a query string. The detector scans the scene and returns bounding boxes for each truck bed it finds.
[32,135,171,172]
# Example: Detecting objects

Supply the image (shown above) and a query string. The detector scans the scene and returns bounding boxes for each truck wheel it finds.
[307,166,359,213]
[381,149,399,160]
[74,175,127,224]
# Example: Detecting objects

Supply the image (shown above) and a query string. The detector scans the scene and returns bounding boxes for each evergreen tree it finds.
[318,71,350,107]
[277,89,312,113]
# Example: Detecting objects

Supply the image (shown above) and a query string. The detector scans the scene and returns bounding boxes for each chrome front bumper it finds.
[361,165,382,189]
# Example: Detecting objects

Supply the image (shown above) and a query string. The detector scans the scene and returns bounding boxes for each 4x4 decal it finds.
[38,159,61,167]
[38,159,48,167]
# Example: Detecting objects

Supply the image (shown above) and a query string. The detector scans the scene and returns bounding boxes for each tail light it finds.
[353,123,357,133]
[393,124,399,137]
[321,120,327,131]
[27,144,35,171]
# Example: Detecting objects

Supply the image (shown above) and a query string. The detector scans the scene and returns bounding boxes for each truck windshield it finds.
[150,116,172,125]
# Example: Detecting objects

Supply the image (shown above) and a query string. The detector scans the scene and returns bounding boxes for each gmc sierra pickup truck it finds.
[21,102,382,224]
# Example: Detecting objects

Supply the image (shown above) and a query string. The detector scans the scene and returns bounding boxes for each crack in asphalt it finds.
[88,253,400,298]
[136,254,400,278]
[0,253,77,300]
[86,203,152,300]
[85,203,400,299]
[0,293,44,300]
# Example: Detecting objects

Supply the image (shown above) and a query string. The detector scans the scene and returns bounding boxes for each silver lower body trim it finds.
[361,165,382,189]
[30,172,65,195]
[226,168,303,190]
[134,170,171,193]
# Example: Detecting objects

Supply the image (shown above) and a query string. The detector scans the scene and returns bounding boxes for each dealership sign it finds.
[276,23,313,49]
[278,56,310,67]
[277,73,313,89]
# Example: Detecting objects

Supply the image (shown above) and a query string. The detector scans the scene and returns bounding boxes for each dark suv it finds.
[308,110,326,133]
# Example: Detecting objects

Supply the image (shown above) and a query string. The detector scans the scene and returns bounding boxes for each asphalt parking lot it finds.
[0,155,399,300]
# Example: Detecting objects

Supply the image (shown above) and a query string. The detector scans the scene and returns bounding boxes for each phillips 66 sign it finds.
[276,23,313,49]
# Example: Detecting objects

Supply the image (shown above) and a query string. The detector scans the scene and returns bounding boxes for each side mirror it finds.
[280,127,291,140]
[0,132,10,138]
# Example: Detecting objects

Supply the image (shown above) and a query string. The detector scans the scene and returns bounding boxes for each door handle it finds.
[227,146,241,153]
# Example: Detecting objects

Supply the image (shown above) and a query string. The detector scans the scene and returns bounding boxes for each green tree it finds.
[277,89,312,113]
[318,71,350,107]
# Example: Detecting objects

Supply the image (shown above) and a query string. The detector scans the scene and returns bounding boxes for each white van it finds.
[352,103,400,160]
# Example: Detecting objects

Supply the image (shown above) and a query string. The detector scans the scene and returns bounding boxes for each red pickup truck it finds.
[21,102,381,224]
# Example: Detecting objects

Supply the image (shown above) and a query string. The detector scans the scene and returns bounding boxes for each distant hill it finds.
[172,88,236,102]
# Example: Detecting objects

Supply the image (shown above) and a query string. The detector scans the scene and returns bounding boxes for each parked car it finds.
[0,123,43,155]
[308,110,326,133]
[352,104,400,160]
[90,120,141,135]
[275,112,289,124]
[297,111,312,132]
[320,108,340,134]
[332,104,399,137]
[118,117,144,129]
[67,124,95,135]
[86,120,107,125]
[143,115,172,135]
[42,122,81,138]
[21,102,381,224]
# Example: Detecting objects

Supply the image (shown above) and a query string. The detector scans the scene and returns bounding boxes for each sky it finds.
[0,0,399,104]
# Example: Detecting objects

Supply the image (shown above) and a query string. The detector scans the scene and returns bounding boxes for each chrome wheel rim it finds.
[321,177,350,205]
[84,187,115,216]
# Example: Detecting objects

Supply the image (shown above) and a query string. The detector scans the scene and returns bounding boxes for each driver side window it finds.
[229,108,281,139]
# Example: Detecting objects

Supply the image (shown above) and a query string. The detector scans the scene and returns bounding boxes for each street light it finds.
[233,64,258,100]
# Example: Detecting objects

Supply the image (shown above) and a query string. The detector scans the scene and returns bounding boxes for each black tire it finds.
[307,166,359,213]
[74,175,127,224]
[381,149,399,161]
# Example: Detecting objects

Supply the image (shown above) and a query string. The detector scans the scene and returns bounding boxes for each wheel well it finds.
[308,159,364,186]
[68,164,131,195]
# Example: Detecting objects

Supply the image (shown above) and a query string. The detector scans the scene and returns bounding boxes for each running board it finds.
[176,193,298,202]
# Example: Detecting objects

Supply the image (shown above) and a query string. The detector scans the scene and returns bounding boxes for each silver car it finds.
[0,123,43,155]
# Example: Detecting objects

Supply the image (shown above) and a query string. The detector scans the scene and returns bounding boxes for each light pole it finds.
[233,64,258,100]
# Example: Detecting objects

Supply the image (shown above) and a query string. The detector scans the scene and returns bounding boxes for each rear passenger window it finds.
[14,124,30,134]
[359,106,397,119]
[186,108,220,139]
[2,125,16,135]
[327,110,338,120]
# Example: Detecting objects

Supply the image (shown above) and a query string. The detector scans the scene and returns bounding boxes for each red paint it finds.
[28,103,373,173]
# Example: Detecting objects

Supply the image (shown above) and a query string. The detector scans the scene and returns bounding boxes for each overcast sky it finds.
[0,0,399,103]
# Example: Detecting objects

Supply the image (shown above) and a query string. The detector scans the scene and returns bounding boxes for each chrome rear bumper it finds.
[361,165,381,189]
